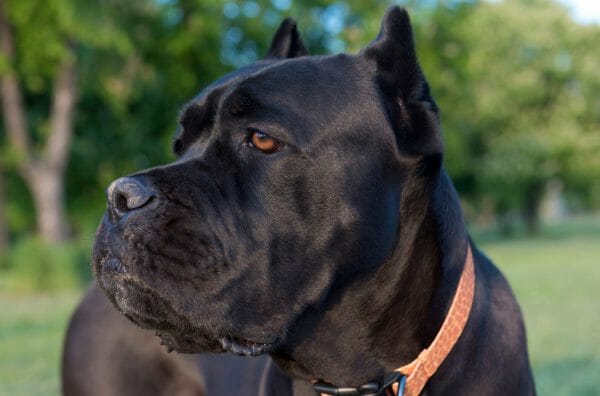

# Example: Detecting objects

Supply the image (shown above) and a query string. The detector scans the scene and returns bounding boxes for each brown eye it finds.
[248,129,281,153]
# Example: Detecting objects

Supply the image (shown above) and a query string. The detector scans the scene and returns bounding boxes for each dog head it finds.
[93,6,441,357]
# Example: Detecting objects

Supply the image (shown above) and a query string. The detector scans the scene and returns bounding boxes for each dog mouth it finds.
[95,254,277,356]
[113,283,276,356]
[218,335,274,356]
[93,218,280,357]
[153,328,275,357]
[154,331,274,356]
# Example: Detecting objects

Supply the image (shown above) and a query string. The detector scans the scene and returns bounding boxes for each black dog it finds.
[63,7,535,395]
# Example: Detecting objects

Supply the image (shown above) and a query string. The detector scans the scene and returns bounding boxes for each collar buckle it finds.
[313,371,406,396]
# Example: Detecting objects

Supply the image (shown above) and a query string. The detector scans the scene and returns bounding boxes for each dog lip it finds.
[154,329,224,354]
[218,335,274,357]
[104,257,126,274]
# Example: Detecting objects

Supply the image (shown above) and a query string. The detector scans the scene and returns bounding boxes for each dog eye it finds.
[247,128,282,153]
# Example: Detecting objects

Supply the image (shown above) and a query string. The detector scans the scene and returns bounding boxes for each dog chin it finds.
[100,278,223,354]
[120,293,277,356]
[96,264,278,357]
[156,331,276,356]
[154,330,224,354]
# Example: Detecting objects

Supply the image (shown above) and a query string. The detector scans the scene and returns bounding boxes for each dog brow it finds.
[172,61,281,156]
[173,88,224,155]
[219,87,261,119]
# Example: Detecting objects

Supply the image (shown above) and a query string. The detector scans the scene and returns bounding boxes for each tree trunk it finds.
[17,55,77,244]
[522,183,543,235]
[0,1,31,157]
[0,1,76,244]
[26,165,70,242]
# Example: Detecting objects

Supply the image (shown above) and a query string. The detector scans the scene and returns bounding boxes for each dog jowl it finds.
[93,7,535,395]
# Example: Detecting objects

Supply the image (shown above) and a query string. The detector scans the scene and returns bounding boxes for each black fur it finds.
[65,7,535,395]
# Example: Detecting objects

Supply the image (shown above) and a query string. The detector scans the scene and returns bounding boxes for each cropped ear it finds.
[265,18,309,59]
[364,7,442,158]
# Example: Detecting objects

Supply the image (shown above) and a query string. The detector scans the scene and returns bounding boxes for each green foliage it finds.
[0,236,91,292]
[416,0,600,218]
[6,0,134,92]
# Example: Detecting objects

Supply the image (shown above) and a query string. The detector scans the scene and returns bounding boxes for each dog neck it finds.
[270,169,470,389]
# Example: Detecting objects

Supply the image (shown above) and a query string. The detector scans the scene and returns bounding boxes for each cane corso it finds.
[63,7,535,395]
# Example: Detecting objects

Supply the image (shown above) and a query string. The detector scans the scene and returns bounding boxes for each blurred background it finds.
[0,0,598,394]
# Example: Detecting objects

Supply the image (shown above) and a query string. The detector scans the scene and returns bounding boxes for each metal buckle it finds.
[396,375,407,396]
[380,371,406,396]
[313,372,407,396]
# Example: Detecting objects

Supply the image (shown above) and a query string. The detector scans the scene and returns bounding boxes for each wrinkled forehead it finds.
[175,54,378,152]
[230,55,364,104]
[174,60,278,153]
[190,60,277,104]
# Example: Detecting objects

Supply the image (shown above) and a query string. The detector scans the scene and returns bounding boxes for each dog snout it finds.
[107,176,156,221]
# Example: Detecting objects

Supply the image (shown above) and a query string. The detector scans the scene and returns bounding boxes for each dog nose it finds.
[107,176,156,220]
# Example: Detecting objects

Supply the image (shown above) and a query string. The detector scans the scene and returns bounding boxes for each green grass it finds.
[0,292,80,396]
[0,216,598,395]
[474,217,600,395]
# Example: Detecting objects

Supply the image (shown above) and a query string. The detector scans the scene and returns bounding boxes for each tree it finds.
[416,0,600,233]
[0,0,76,242]
[0,0,137,242]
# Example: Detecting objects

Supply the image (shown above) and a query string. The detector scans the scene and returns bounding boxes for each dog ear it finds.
[364,7,442,158]
[265,18,309,59]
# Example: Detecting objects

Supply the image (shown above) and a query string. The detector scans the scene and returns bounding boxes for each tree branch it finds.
[45,50,77,172]
[0,0,32,165]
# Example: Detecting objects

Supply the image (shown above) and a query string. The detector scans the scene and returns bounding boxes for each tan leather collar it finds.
[316,244,475,396]
[392,244,475,396]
